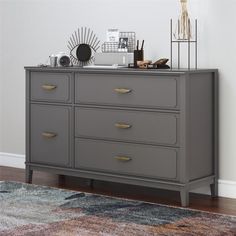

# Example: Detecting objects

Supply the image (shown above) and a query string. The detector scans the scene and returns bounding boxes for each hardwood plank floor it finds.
[1,166,236,216]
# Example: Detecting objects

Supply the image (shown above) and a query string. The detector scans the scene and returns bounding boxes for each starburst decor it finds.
[67,27,100,66]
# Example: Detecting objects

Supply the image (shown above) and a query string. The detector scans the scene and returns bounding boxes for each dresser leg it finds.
[58,175,66,185]
[25,166,33,184]
[89,179,94,188]
[180,188,189,207]
[210,178,218,198]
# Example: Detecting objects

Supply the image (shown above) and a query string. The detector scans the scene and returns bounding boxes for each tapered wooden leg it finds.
[58,175,66,185]
[89,179,94,188]
[25,166,33,184]
[210,178,218,198]
[180,188,189,207]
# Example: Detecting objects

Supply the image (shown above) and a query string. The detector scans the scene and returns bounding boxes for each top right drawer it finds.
[75,73,179,109]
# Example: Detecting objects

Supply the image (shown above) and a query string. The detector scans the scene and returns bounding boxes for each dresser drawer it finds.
[75,139,178,180]
[75,73,178,109]
[75,107,179,146]
[30,72,72,103]
[30,104,71,167]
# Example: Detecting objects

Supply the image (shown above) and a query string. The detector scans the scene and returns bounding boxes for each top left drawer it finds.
[30,72,72,103]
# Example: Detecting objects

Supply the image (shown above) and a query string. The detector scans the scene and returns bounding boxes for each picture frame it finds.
[106,29,119,42]
[118,37,128,52]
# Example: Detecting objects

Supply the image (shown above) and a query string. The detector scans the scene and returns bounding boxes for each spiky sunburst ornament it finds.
[67,27,100,66]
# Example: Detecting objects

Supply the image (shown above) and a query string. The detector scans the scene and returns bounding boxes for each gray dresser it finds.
[25,67,218,206]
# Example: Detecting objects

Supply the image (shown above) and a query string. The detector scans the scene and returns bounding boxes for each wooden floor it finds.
[1,166,236,216]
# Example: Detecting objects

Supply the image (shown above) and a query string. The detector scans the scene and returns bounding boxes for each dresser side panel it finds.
[189,73,214,180]
[25,70,31,164]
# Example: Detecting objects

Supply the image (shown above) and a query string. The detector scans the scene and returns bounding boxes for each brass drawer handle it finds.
[114,156,132,162]
[41,84,57,91]
[42,132,57,139]
[115,123,132,129]
[114,88,132,94]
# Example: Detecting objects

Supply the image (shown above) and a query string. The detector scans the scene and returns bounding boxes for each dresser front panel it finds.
[30,72,72,103]
[75,138,178,180]
[75,73,179,109]
[75,107,179,146]
[26,67,218,207]
[30,104,71,167]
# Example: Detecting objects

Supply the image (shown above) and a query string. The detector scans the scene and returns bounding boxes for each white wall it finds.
[198,0,236,182]
[0,0,236,186]
[0,3,2,151]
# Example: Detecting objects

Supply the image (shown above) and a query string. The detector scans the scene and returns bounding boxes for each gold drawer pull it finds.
[115,123,132,129]
[42,132,57,139]
[114,156,132,162]
[42,84,57,91]
[114,88,132,94]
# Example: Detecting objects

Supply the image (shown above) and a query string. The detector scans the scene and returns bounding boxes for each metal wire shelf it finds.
[102,31,136,53]
[170,19,198,69]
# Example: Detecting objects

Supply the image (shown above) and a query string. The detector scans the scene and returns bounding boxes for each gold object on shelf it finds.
[174,0,192,40]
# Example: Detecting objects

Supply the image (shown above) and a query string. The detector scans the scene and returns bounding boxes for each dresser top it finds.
[25,66,217,76]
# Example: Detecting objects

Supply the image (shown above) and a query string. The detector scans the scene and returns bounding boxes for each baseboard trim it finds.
[0,152,25,169]
[0,152,235,199]
[218,180,236,199]
[191,180,236,199]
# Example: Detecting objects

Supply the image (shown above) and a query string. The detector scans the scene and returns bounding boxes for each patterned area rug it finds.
[0,181,235,236]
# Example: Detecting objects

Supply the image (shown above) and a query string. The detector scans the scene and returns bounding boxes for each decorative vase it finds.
[174,0,192,40]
